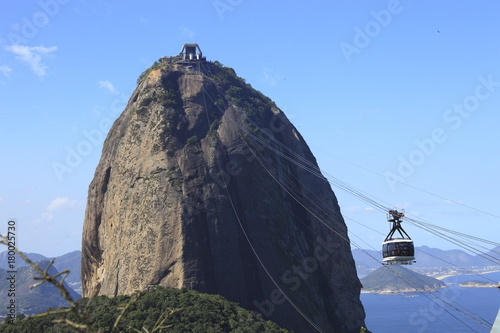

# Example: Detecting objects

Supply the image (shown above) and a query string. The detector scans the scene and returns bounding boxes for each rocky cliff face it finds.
[81,57,366,332]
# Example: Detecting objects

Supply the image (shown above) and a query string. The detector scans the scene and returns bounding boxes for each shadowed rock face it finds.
[81,59,366,332]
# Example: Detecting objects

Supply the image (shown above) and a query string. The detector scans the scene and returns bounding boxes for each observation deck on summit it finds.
[179,43,206,62]
[159,43,208,72]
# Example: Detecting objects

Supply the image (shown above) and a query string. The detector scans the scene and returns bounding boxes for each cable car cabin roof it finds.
[382,238,414,244]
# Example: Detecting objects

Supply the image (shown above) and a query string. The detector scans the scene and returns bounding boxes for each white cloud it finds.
[393,202,412,210]
[4,45,57,77]
[47,196,81,212]
[0,196,4,202]
[42,196,84,221]
[92,105,104,116]
[0,65,12,77]
[344,205,375,213]
[99,80,118,94]
[359,108,380,118]
[138,16,150,26]
[260,67,281,86]
[178,26,195,40]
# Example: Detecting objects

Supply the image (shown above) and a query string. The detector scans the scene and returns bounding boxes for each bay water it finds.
[361,271,500,332]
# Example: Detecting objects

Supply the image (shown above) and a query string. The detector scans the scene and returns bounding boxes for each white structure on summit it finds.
[179,43,205,61]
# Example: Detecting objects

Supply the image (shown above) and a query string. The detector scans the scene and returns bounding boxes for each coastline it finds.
[435,269,500,280]
[360,286,444,294]
[459,283,497,288]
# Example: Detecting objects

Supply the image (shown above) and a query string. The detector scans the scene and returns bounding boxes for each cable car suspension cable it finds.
[200,74,498,330]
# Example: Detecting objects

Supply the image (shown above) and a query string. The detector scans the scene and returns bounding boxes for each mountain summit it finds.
[81,44,366,332]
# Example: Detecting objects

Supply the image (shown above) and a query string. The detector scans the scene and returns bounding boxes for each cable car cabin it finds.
[382,210,416,265]
[382,239,415,264]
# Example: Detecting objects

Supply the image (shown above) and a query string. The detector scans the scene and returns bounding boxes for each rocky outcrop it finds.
[360,265,446,293]
[81,58,366,332]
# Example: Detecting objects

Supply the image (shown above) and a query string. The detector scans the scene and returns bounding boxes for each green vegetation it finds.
[459,280,497,287]
[151,167,167,175]
[169,178,183,188]
[155,89,180,109]
[165,168,179,177]
[204,62,277,127]
[0,239,288,333]
[0,287,289,333]
[208,119,221,134]
[135,58,280,133]
[137,60,169,84]
[185,135,200,147]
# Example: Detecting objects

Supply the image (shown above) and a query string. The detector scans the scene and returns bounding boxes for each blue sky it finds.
[0,0,499,257]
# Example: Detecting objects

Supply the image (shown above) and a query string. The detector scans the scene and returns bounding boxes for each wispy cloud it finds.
[0,65,12,77]
[4,45,57,77]
[358,108,380,118]
[99,80,118,94]
[392,202,412,210]
[138,16,150,26]
[178,26,195,40]
[41,196,84,221]
[344,205,375,213]
[92,105,105,116]
[260,67,281,86]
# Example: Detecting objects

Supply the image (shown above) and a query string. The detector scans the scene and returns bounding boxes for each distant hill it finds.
[353,246,500,275]
[0,252,48,270]
[459,280,497,288]
[0,250,82,294]
[0,260,81,316]
[51,251,82,293]
[412,246,492,268]
[360,265,446,293]
[352,249,381,273]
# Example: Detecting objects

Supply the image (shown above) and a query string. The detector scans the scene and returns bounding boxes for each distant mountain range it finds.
[2,246,498,291]
[0,260,81,316]
[0,250,81,294]
[352,246,500,275]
